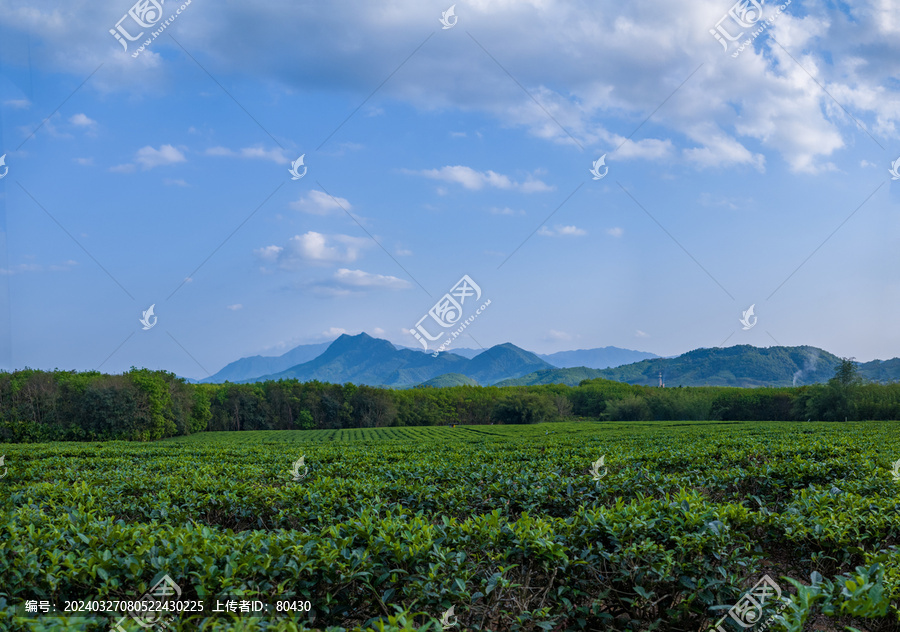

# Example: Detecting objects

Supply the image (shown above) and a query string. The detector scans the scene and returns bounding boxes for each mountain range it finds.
[447,346,659,368]
[499,346,900,388]
[201,336,655,384]
[196,333,900,388]
[200,341,332,383]
[247,333,553,387]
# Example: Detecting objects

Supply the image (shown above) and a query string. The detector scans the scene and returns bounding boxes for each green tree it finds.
[297,409,315,430]
[492,391,554,424]
[833,357,862,387]
[606,395,652,421]
[806,358,863,421]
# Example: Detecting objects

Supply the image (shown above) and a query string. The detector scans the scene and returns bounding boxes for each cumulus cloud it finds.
[291,232,368,264]
[253,245,283,262]
[333,268,411,289]
[69,113,96,127]
[290,190,351,215]
[255,232,370,267]
[135,144,186,169]
[3,1,897,172]
[407,165,554,192]
[606,227,624,238]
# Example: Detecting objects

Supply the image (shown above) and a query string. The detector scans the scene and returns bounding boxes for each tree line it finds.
[0,360,897,442]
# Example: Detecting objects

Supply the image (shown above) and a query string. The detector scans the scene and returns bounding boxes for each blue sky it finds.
[0,0,898,379]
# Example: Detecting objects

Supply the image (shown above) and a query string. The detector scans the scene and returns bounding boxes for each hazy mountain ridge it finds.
[501,345,900,388]
[247,333,555,387]
[538,346,659,369]
[207,334,900,389]
[447,345,658,367]
[201,341,332,383]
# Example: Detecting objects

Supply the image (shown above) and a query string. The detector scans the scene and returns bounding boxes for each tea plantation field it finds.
[1,420,899,631]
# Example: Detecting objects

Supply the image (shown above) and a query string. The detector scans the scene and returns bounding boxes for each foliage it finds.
[491,391,555,424]
[1,421,899,631]
[2,367,900,444]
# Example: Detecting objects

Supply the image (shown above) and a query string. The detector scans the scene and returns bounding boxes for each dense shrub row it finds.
[1,422,898,630]
[0,360,898,442]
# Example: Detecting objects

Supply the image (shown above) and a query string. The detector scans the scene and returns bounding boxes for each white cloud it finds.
[538,224,587,237]
[227,304,243,311]
[109,163,135,173]
[69,113,96,127]
[5,1,897,173]
[257,233,370,268]
[547,329,573,341]
[333,268,411,290]
[322,327,348,337]
[290,190,351,215]
[135,144,186,169]
[253,245,283,262]
[683,129,765,172]
[520,177,555,193]
[290,232,368,264]
[74,157,93,166]
[408,165,554,192]
[635,330,650,338]
[3,99,30,109]
[396,248,413,256]
[606,227,624,238]
[164,178,189,187]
